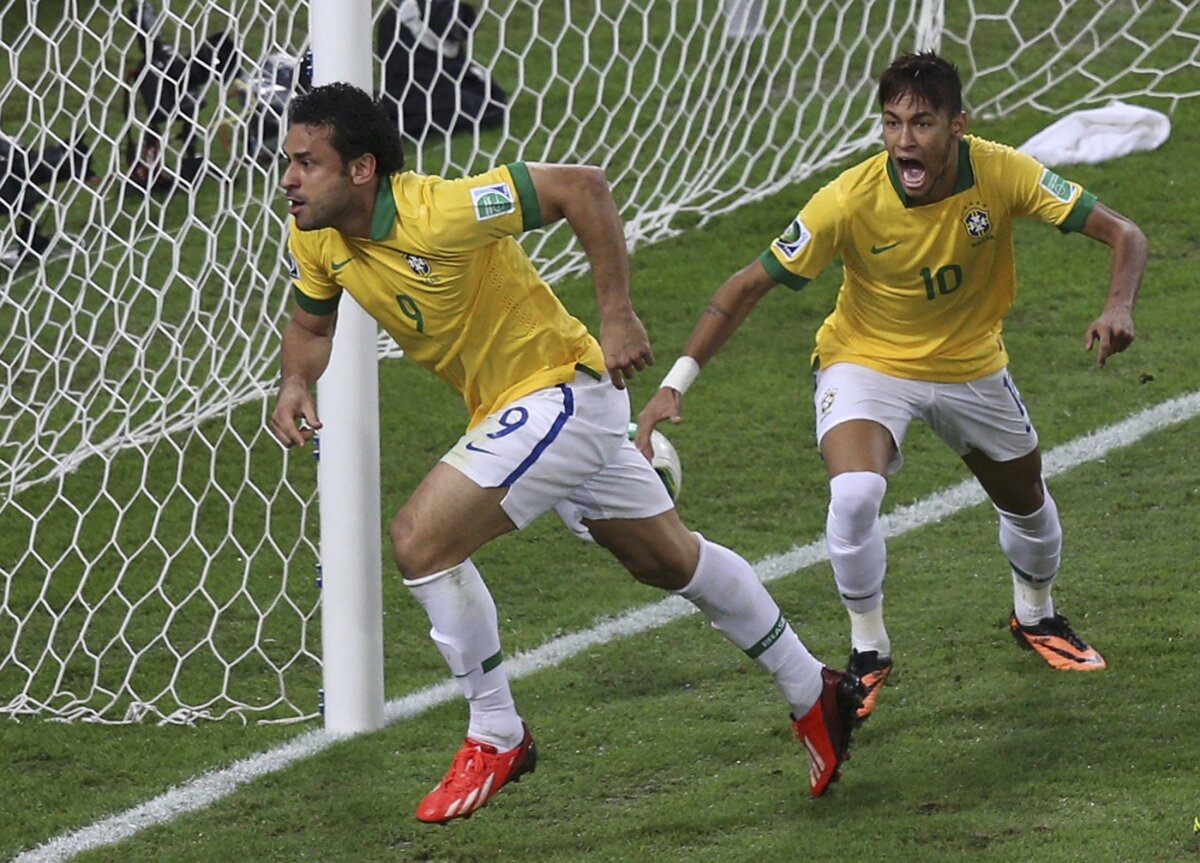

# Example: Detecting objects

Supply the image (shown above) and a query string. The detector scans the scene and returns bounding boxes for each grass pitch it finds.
[4,91,1199,862]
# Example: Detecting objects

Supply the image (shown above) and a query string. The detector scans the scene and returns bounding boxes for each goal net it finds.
[2,0,1196,724]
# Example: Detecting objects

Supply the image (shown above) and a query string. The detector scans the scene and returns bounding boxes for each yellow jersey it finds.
[287,162,605,428]
[761,135,1097,382]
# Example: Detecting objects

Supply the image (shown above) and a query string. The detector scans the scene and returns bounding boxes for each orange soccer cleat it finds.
[1009,611,1107,671]
[848,648,894,720]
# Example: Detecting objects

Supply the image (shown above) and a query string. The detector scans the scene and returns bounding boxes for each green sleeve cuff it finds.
[574,362,603,381]
[1059,190,1097,234]
[293,284,341,315]
[759,250,810,291]
[508,161,541,231]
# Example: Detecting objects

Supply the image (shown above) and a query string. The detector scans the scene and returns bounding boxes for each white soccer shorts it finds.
[813,362,1039,474]
[441,370,674,538]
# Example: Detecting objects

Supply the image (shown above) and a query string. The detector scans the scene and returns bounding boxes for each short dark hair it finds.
[877,51,964,118]
[288,82,405,175]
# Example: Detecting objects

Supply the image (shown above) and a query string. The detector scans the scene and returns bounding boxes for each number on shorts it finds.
[487,407,529,438]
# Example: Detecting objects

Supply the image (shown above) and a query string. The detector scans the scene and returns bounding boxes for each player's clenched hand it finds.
[1084,307,1135,368]
[600,311,654,390]
[270,379,323,447]
[634,387,683,461]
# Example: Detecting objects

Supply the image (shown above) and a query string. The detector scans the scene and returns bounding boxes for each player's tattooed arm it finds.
[703,300,735,321]
[639,257,778,449]
[680,258,777,366]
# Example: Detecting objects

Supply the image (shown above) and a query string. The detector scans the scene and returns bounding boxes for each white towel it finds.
[1017,101,1170,166]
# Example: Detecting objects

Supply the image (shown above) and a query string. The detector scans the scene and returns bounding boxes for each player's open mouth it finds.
[897,157,927,191]
[286,197,304,216]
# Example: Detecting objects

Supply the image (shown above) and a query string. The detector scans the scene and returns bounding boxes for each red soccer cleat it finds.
[792,667,865,797]
[415,723,538,823]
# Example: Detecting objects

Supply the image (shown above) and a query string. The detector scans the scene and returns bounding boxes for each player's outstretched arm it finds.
[525,162,650,389]
[270,305,337,448]
[634,260,776,458]
[1079,201,1148,367]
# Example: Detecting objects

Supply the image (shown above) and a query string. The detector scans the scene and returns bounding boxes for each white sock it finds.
[997,486,1061,626]
[1012,571,1055,625]
[848,604,891,658]
[404,559,524,749]
[676,534,823,715]
[827,471,888,612]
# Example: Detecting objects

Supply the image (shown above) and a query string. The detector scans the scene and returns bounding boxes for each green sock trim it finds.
[480,650,504,674]
[1011,562,1054,585]
[744,613,787,659]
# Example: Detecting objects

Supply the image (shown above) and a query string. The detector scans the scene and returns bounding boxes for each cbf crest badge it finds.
[819,387,837,418]
[961,201,993,244]
[405,253,437,285]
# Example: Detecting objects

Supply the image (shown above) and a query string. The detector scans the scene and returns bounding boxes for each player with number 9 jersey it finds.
[272,82,868,822]
[287,162,605,429]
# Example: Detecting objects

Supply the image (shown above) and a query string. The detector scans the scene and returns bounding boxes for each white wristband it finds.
[660,356,701,395]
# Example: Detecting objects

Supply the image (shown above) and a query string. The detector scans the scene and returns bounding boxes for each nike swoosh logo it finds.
[331,257,355,271]
[870,242,901,254]
[465,442,495,455]
[1031,637,1103,664]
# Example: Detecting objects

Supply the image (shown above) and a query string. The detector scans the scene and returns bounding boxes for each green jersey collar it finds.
[369,176,399,241]
[886,138,975,207]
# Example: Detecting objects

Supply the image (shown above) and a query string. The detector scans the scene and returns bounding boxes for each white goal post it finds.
[1,0,1197,725]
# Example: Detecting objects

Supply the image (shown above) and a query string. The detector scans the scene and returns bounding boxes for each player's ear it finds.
[951,110,968,139]
[348,152,378,185]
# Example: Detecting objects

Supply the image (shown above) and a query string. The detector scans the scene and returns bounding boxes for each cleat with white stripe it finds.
[791,667,865,798]
[415,723,537,824]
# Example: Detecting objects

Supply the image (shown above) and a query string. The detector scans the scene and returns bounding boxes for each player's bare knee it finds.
[590,515,698,591]
[1011,478,1046,514]
[389,512,438,579]
[592,533,689,589]
[627,561,691,591]
[986,477,1045,516]
[618,536,697,591]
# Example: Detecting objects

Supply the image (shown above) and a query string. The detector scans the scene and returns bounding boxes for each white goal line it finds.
[15,388,1200,863]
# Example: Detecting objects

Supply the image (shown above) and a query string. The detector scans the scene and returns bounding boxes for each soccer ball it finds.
[628,423,683,501]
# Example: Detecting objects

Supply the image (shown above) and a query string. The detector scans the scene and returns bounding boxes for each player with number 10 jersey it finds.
[763,135,1095,382]
[639,51,1147,724]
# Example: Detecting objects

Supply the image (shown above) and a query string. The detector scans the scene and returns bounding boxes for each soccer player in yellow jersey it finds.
[638,52,1147,721]
[269,83,866,821]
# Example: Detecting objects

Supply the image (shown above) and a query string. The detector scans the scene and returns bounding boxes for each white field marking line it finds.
[15,389,1200,863]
